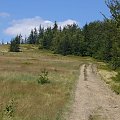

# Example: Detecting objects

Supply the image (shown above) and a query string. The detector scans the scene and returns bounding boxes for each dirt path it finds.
[68,63,120,120]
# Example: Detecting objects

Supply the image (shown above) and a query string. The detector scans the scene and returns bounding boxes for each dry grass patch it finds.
[0,45,84,120]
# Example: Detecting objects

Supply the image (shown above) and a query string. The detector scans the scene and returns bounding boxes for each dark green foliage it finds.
[40,27,53,49]
[82,19,120,69]
[34,28,38,44]
[38,25,44,44]
[26,20,120,70]
[110,48,120,70]
[27,28,38,44]
[53,21,58,32]
[52,24,84,56]
[105,0,120,69]
[38,69,50,84]
[9,35,20,52]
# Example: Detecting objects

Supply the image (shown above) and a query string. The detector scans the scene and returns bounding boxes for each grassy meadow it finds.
[0,44,119,120]
[0,44,89,120]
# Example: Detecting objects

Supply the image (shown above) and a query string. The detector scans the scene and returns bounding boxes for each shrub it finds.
[38,69,50,84]
[9,35,21,52]
[4,99,15,118]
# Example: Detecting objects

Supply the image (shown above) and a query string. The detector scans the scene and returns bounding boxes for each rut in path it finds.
[68,64,120,120]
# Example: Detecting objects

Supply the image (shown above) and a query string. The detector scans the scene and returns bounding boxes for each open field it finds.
[0,44,120,120]
[0,44,92,120]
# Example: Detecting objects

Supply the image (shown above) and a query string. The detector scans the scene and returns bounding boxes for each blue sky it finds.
[0,0,111,43]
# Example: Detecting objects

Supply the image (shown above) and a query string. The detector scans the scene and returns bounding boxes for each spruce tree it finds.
[27,29,34,44]
[9,35,20,52]
[34,28,38,44]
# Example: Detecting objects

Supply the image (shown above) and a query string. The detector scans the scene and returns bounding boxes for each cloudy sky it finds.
[0,0,110,43]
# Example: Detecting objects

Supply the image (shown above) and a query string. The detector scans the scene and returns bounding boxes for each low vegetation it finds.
[98,62,120,95]
[112,72,120,94]
[0,44,85,120]
[37,69,50,84]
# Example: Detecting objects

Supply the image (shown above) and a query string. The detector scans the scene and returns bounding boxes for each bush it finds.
[38,69,50,84]
[10,40,20,52]
[9,35,20,52]
[4,99,15,118]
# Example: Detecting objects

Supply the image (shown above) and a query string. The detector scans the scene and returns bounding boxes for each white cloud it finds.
[4,16,77,37]
[0,12,10,17]
[58,19,77,28]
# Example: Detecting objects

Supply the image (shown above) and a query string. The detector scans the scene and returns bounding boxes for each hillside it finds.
[0,44,120,120]
[0,44,85,120]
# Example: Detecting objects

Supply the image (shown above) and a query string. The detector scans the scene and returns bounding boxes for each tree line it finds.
[10,0,120,69]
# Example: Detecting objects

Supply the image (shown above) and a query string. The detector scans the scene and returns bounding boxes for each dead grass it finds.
[0,44,86,120]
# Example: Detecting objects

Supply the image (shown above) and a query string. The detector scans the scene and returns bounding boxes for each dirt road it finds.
[68,64,120,120]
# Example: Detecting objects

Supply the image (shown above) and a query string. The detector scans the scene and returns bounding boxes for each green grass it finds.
[97,61,120,95]
[0,44,87,120]
[112,72,120,82]
[111,72,120,94]
[97,62,111,71]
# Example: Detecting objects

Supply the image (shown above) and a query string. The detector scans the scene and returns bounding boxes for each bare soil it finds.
[68,63,120,120]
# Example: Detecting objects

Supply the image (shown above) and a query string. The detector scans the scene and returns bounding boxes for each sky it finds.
[0,0,111,43]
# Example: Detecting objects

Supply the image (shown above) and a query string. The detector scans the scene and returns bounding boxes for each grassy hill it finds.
[0,44,119,120]
[0,44,91,120]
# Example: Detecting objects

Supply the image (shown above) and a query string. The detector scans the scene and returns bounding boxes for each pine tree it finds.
[53,21,58,32]
[38,25,44,44]
[34,28,38,44]
[41,27,53,49]
[9,35,20,52]
[27,29,34,44]
[83,23,90,56]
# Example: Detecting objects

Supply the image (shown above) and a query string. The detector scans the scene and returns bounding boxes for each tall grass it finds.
[0,44,83,120]
[112,72,120,94]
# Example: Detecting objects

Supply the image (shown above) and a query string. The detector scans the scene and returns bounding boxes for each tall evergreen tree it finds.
[83,23,90,56]
[34,28,38,44]
[41,27,53,49]
[27,29,34,44]
[53,21,58,32]
[38,25,44,44]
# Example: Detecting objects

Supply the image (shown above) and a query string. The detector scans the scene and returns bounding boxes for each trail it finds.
[68,64,120,120]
